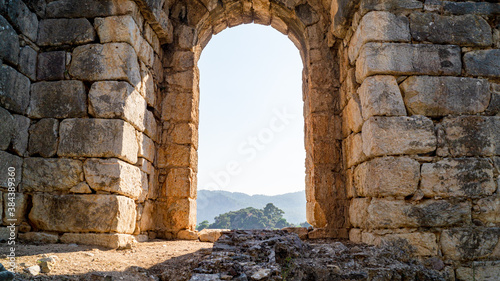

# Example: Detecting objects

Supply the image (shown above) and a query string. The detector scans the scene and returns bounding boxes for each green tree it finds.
[208,203,291,230]
[196,220,210,231]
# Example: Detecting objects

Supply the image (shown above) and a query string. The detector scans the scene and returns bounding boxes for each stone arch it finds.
[159,0,347,238]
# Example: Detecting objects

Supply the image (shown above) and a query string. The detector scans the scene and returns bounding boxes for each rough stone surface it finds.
[343,98,363,134]
[0,106,14,150]
[354,156,420,197]
[19,232,59,244]
[410,13,492,46]
[60,233,136,249]
[439,1,500,15]
[348,11,410,63]
[89,81,146,132]
[29,80,87,118]
[84,158,142,200]
[166,168,196,198]
[356,43,461,83]
[11,114,30,156]
[362,232,438,256]
[343,133,367,168]
[37,51,66,81]
[0,151,22,188]
[37,18,95,46]
[437,116,500,157]
[2,192,27,225]
[18,46,37,81]
[28,118,59,157]
[456,261,500,281]
[0,15,19,65]
[0,64,30,114]
[69,182,92,194]
[474,196,500,226]
[464,49,500,78]
[358,75,406,120]
[487,83,500,115]
[360,0,423,14]
[0,0,38,41]
[58,118,138,164]
[45,0,137,18]
[137,133,155,163]
[30,194,136,234]
[362,116,436,158]
[23,157,82,192]
[441,228,500,260]
[69,43,141,86]
[401,76,490,116]
[421,158,495,198]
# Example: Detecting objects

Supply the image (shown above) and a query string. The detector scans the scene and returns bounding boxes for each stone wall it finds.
[337,0,500,277]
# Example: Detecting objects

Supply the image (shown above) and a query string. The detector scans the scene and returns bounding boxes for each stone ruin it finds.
[0,0,499,278]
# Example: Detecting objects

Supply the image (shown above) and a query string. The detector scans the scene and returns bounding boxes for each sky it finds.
[197,24,305,196]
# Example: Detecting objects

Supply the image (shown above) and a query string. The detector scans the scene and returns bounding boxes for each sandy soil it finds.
[1,240,214,281]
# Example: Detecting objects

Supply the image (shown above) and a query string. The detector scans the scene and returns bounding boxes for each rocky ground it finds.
[1,230,452,280]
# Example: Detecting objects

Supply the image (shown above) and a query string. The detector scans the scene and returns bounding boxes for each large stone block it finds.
[0,15,19,65]
[23,157,83,192]
[0,106,14,150]
[401,76,490,116]
[19,232,59,244]
[456,261,500,281]
[441,228,500,260]
[29,80,87,118]
[18,46,37,81]
[155,198,196,232]
[474,196,500,226]
[45,0,137,18]
[357,75,406,120]
[37,51,66,81]
[354,156,419,197]
[69,43,141,86]
[348,11,410,63]
[84,158,142,200]
[421,158,495,198]
[11,114,30,156]
[362,231,438,256]
[60,233,136,249]
[165,168,196,198]
[343,133,367,168]
[464,49,500,78]
[359,0,423,14]
[343,98,363,134]
[89,81,146,132]
[0,0,38,41]
[439,1,500,15]
[362,116,436,158]
[0,64,30,114]
[30,194,136,234]
[410,13,492,46]
[487,83,500,115]
[137,133,155,162]
[0,151,22,188]
[28,118,59,157]
[37,18,95,46]
[437,116,500,157]
[3,192,27,225]
[161,91,198,122]
[356,43,461,83]
[58,118,138,164]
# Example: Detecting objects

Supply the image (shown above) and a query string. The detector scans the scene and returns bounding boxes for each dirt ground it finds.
[1,240,214,281]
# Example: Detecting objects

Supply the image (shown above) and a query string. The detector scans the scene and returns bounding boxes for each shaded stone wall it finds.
[336,0,500,277]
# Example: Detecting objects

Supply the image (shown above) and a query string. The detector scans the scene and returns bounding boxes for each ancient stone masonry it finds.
[1,0,499,279]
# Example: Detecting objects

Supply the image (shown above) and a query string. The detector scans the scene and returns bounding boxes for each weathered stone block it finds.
[89,81,146,131]
[0,15,19,65]
[358,75,406,120]
[474,196,500,226]
[487,83,500,115]
[95,15,140,47]
[144,109,158,141]
[3,192,27,225]
[441,228,500,260]
[456,261,500,281]
[362,116,436,158]
[159,144,197,169]
[60,233,136,249]
[421,158,495,198]
[441,1,500,15]
[29,80,87,118]
[23,157,82,192]
[348,11,410,63]
[0,106,14,150]
[11,114,30,156]
[84,158,142,200]
[58,118,138,164]
[161,92,198,122]
[0,64,30,114]
[139,61,156,107]
[18,46,37,81]
[69,182,92,194]
[354,156,419,197]
[349,198,370,228]
[165,168,196,198]
[362,231,438,256]
[170,123,198,148]
[19,232,59,244]
[0,151,22,188]
[356,43,461,83]
[343,98,363,134]
[437,116,500,157]
[155,198,196,232]
[45,0,137,18]
[401,76,490,116]
[410,13,492,46]
[37,51,66,81]
[23,0,46,18]
[0,0,38,41]
[30,194,136,234]
[360,0,423,15]
[343,133,367,168]
[69,43,141,86]
[28,118,59,157]
[137,133,155,163]
[37,18,95,46]
[464,49,500,78]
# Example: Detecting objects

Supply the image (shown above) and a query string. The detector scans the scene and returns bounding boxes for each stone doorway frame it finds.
[159,0,347,238]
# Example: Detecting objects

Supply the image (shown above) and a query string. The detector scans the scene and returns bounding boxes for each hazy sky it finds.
[197,24,305,196]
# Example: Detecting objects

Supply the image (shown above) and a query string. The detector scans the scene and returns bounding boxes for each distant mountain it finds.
[196,190,306,224]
